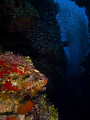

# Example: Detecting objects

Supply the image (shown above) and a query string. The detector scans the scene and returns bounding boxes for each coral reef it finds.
[0,52,59,120]
[0,0,39,33]
[0,0,67,119]
[27,94,59,120]
[26,0,61,54]
[0,0,63,54]
[0,52,47,113]
[0,0,66,102]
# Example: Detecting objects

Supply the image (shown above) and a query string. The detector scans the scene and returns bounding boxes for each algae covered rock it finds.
[0,52,59,120]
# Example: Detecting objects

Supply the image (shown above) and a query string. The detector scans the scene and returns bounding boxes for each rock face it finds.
[0,52,59,120]
[0,52,47,113]
[0,0,69,119]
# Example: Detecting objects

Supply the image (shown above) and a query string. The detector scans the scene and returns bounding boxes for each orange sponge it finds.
[17,100,34,114]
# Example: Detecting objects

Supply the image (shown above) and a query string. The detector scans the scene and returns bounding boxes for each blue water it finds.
[54,0,89,76]
[53,0,90,119]
[58,75,83,120]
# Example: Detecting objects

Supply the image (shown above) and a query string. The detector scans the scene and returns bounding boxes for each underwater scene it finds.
[0,0,90,120]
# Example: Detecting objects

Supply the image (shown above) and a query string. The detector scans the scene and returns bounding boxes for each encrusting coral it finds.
[0,52,59,120]
[0,51,47,111]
